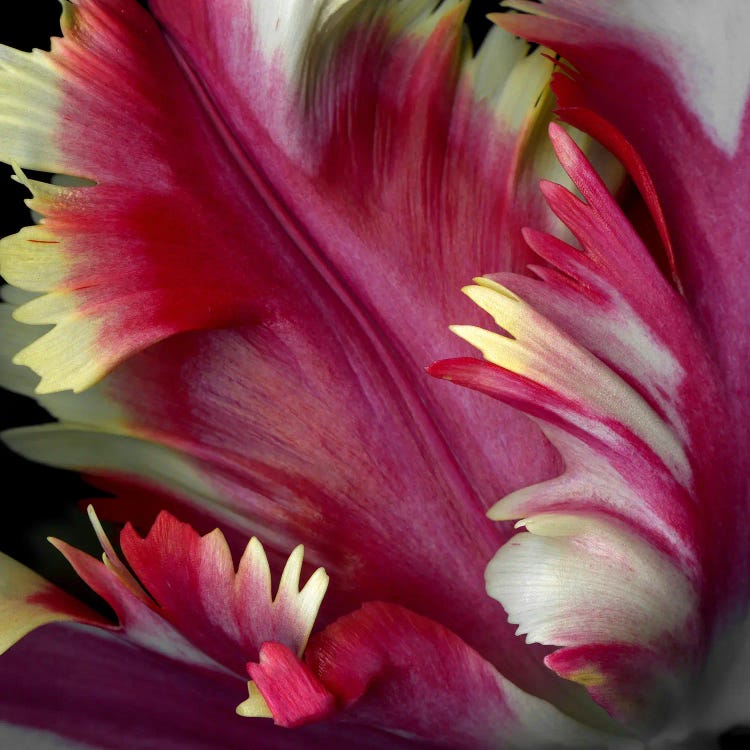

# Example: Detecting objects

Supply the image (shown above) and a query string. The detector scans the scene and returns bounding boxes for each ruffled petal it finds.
[144,0,629,508]
[0,0,577,501]
[0,0,272,393]
[118,511,328,669]
[431,125,743,735]
[9,513,624,746]
[51,508,327,680]
[496,0,750,473]
[0,0,591,711]
[0,0,630,720]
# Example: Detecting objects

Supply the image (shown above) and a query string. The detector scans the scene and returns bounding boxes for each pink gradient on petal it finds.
[545,643,676,731]
[307,602,521,746]
[248,642,336,728]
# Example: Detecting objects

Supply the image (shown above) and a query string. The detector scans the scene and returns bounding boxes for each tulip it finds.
[0,1,747,748]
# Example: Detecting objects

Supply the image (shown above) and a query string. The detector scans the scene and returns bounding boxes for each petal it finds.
[144,0,626,507]
[496,0,750,467]
[0,2,271,393]
[675,610,750,743]
[0,0,622,717]
[51,508,327,679]
[244,642,336,728]
[118,511,328,670]
[2,342,602,722]
[0,0,564,516]
[0,549,104,655]
[0,622,421,750]
[303,602,629,748]
[431,126,743,733]
[486,514,696,651]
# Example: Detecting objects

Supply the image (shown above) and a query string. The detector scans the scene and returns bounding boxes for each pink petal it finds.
[497,0,750,471]
[302,601,623,748]
[0,0,569,503]
[119,511,328,672]
[51,509,327,679]
[246,642,336,729]
[431,124,745,732]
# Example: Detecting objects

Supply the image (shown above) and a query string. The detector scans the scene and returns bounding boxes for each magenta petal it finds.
[304,602,618,748]
[498,0,750,460]
[0,0,582,704]
[432,121,747,733]
[0,623,423,750]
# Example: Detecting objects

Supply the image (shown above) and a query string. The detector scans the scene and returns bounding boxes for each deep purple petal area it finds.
[0,622,430,750]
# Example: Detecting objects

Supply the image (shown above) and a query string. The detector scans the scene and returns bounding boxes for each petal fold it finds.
[303,602,630,748]
[431,124,743,734]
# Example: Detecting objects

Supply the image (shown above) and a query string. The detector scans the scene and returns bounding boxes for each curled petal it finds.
[242,642,336,728]
[432,125,741,733]
[302,602,631,748]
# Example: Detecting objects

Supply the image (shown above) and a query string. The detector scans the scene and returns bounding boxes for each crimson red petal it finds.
[304,602,618,748]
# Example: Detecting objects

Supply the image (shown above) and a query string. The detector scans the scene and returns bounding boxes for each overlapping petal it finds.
[496,0,750,494]
[432,123,746,737]
[2,0,746,745]
[2,508,620,748]
[0,0,627,717]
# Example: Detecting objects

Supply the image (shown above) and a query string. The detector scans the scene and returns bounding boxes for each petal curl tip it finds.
[242,641,336,728]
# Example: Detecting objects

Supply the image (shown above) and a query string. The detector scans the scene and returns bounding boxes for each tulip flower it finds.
[0,0,747,748]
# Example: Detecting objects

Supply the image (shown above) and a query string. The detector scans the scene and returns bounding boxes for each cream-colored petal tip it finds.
[236,681,273,719]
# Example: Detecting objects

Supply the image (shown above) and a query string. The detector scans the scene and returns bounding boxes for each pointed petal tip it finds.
[236,680,274,719]
[548,120,566,140]
[486,501,512,522]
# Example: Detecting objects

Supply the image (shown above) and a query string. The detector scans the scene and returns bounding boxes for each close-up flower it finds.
[0,0,748,748]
